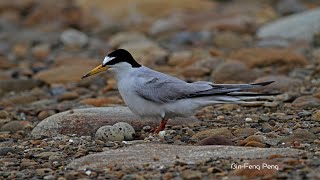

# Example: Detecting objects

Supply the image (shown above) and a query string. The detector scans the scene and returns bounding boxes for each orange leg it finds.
[154,119,168,133]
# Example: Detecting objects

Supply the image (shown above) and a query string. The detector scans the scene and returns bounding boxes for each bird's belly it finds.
[118,85,163,119]
[124,96,163,118]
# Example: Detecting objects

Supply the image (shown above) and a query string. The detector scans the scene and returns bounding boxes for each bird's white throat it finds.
[109,62,140,81]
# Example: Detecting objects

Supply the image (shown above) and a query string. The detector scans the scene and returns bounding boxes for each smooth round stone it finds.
[60,29,88,48]
[113,122,135,141]
[95,125,124,142]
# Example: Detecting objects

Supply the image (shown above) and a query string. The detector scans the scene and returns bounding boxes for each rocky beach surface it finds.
[0,0,320,179]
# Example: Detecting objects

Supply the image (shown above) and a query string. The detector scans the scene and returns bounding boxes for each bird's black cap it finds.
[103,49,141,68]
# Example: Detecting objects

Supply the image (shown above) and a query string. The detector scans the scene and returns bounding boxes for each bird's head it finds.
[82,49,141,79]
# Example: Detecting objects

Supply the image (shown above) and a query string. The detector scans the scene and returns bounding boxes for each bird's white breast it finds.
[115,68,165,119]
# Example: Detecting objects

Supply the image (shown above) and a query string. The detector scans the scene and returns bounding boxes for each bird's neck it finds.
[111,66,139,81]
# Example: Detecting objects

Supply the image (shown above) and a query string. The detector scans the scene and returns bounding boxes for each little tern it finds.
[82,49,275,133]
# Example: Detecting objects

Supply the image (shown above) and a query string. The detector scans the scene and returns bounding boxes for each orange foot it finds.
[154,119,168,134]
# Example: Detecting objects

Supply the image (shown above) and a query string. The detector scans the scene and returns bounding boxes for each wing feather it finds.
[133,67,275,104]
[133,68,212,104]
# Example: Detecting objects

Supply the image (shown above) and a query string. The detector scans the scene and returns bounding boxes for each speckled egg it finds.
[113,122,136,140]
[95,125,124,141]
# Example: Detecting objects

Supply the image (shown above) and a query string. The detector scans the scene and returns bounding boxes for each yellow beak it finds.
[82,64,109,79]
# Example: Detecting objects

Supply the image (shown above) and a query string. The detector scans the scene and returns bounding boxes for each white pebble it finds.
[245,117,253,122]
[85,170,92,176]
[158,130,166,137]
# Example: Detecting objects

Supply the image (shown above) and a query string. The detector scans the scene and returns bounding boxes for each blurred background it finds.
[0,0,320,120]
[0,0,320,179]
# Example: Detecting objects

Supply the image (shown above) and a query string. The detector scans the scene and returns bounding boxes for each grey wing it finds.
[133,71,212,104]
[133,67,275,104]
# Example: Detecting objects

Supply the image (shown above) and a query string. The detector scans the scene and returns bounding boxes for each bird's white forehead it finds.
[103,56,115,65]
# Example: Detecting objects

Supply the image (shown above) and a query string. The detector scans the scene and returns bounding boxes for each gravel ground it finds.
[0,0,320,179]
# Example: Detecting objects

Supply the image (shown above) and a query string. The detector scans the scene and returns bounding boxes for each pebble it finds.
[113,122,135,140]
[0,121,33,133]
[12,43,28,58]
[280,128,317,144]
[213,31,251,49]
[37,111,50,120]
[211,60,261,83]
[276,0,306,15]
[230,48,307,74]
[311,110,320,121]
[36,168,53,176]
[0,79,43,96]
[43,175,56,180]
[149,16,184,35]
[95,125,124,142]
[0,110,9,119]
[245,117,253,122]
[198,135,234,146]
[262,122,273,133]
[80,97,123,106]
[20,159,38,168]
[244,141,266,148]
[233,128,258,138]
[0,147,17,156]
[292,96,320,108]
[168,31,212,47]
[192,127,234,140]
[167,51,192,67]
[34,65,94,84]
[240,135,267,145]
[34,152,59,159]
[57,92,79,102]
[258,7,320,42]
[108,32,149,47]
[181,170,202,180]
[60,29,88,48]
[31,44,50,60]
[254,75,302,92]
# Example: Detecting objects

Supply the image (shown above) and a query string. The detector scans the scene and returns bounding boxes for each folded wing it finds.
[133,68,276,104]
